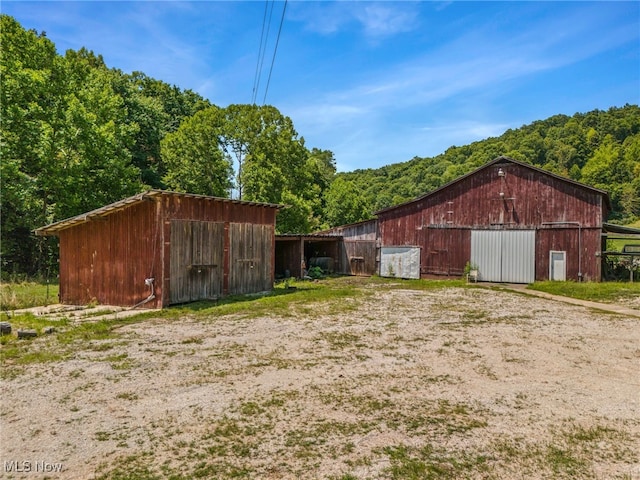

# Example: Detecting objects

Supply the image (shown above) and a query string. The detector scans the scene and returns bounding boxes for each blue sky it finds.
[3,1,639,172]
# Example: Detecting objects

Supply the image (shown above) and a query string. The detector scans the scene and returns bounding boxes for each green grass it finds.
[0,281,59,310]
[528,281,640,304]
[3,275,637,370]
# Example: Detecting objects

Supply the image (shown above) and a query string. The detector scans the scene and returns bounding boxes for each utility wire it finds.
[262,0,287,105]
[252,1,276,105]
[251,1,270,105]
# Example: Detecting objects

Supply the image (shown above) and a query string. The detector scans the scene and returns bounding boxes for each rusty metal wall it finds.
[57,200,162,307]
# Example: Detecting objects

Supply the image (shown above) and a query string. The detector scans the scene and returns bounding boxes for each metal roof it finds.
[374,156,612,215]
[34,190,282,236]
[602,223,640,235]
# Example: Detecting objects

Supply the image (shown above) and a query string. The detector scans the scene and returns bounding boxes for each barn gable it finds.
[375,157,610,282]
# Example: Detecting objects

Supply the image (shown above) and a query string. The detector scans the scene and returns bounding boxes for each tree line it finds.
[1,15,638,278]
[339,105,640,222]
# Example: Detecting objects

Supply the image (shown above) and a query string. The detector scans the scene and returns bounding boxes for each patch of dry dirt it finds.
[1,286,639,479]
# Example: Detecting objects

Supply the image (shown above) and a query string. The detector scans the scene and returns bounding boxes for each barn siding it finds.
[377,159,607,281]
[535,227,602,282]
[341,241,377,276]
[58,200,161,307]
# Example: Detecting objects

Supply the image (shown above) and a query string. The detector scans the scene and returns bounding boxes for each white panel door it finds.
[470,231,502,282]
[550,251,566,281]
[471,230,535,283]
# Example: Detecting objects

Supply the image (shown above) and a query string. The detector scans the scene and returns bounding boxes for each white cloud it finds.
[289,1,419,38]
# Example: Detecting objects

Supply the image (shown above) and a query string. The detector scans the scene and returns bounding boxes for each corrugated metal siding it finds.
[471,230,535,283]
[380,246,421,279]
[169,220,224,304]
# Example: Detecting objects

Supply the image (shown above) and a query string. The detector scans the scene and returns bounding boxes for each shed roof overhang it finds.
[34,190,283,236]
[602,223,640,235]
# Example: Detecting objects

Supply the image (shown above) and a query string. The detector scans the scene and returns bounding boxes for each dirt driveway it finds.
[1,282,639,479]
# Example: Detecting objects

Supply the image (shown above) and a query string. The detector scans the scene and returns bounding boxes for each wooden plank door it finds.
[228,223,273,295]
[170,220,224,304]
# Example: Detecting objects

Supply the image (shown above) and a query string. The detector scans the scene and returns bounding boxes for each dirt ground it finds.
[1,284,639,479]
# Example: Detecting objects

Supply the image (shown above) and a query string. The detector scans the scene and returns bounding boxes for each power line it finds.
[262,0,287,105]
[251,1,270,105]
[251,1,276,105]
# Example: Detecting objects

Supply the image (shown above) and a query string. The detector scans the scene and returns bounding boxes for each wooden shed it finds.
[35,190,281,308]
[375,156,611,283]
[319,219,379,276]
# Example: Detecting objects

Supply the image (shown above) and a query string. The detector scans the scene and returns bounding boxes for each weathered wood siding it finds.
[169,220,224,304]
[50,191,279,308]
[418,227,471,277]
[340,241,377,276]
[535,227,602,281]
[377,159,607,281]
[57,200,162,308]
[229,223,274,294]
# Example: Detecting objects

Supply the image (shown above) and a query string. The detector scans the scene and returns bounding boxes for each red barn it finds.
[35,190,280,308]
[375,156,610,283]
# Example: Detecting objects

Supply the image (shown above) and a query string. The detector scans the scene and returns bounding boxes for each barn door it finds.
[228,223,273,295]
[170,220,224,304]
[471,230,535,283]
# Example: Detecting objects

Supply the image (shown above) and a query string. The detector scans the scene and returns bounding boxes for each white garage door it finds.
[471,230,535,283]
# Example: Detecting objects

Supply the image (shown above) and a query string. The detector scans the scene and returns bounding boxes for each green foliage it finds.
[340,105,640,223]
[0,15,210,276]
[160,106,233,196]
[307,266,324,279]
[0,281,59,310]
[324,177,371,227]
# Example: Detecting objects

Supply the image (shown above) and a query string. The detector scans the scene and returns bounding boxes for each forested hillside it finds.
[339,105,640,221]
[1,14,638,278]
[1,15,335,276]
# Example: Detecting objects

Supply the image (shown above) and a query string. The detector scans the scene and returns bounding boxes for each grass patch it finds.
[0,281,59,310]
[382,443,489,479]
[528,281,640,304]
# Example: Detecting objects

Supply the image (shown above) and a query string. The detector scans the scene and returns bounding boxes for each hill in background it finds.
[338,105,640,224]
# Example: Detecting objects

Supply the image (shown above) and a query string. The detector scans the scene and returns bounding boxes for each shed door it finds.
[170,220,224,304]
[471,230,535,283]
[228,223,273,295]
